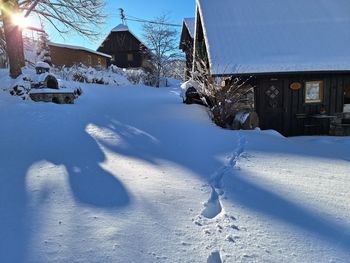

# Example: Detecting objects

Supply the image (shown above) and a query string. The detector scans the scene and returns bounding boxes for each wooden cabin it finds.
[49,42,111,68]
[193,0,350,136]
[179,18,195,80]
[97,24,151,70]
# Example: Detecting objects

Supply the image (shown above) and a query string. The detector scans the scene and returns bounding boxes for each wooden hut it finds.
[193,0,350,136]
[97,24,151,69]
[179,18,195,80]
[49,42,111,68]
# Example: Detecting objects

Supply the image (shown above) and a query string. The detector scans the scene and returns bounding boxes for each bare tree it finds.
[1,0,25,78]
[0,0,106,78]
[142,14,179,87]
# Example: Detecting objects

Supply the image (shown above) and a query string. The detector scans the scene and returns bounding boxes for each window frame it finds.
[305,80,324,104]
[127,53,134,62]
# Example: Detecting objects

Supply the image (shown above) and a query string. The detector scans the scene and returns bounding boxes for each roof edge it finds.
[49,42,112,58]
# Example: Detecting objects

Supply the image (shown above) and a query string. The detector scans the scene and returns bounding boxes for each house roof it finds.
[112,24,129,32]
[184,18,195,39]
[49,42,112,58]
[98,24,149,50]
[197,0,350,76]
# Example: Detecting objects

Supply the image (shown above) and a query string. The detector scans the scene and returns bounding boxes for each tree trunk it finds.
[1,0,25,78]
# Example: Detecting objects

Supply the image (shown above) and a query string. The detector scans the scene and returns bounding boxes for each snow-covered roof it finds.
[48,42,112,59]
[112,24,129,32]
[197,0,350,75]
[184,18,195,39]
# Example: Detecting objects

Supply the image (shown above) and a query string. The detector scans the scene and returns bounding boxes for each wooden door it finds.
[260,79,286,134]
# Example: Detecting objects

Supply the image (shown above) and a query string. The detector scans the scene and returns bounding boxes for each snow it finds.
[1,73,350,262]
[48,42,112,59]
[111,24,129,32]
[197,0,350,75]
[36,61,50,69]
[105,24,148,50]
[184,18,195,39]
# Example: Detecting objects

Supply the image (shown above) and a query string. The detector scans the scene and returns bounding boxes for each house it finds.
[179,18,195,80]
[97,24,151,70]
[193,0,350,136]
[49,42,111,68]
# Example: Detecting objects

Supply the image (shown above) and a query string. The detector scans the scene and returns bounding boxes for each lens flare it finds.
[12,13,29,28]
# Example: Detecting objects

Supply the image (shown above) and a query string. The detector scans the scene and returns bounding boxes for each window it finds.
[305,81,323,103]
[127,53,134,62]
[87,55,92,66]
[97,57,102,65]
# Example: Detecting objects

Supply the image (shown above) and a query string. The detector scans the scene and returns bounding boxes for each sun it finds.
[12,13,29,28]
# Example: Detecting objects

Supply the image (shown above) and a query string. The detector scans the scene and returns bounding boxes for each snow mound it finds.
[36,61,50,69]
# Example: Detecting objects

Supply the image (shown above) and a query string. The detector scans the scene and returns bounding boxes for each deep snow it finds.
[0,82,350,262]
[197,0,350,75]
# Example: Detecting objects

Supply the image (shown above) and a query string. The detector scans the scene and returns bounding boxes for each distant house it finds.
[193,0,350,136]
[49,42,111,68]
[179,18,195,80]
[97,24,151,69]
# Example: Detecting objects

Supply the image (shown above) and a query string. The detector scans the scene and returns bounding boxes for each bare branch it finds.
[19,0,106,39]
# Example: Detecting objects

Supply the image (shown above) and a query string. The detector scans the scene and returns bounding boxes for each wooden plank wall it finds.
[255,73,350,136]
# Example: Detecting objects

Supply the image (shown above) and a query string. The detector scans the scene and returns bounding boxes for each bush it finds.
[187,60,258,130]
[53,65,130,86]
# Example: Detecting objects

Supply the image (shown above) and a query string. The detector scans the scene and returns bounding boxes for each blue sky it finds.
[47,0,196,50]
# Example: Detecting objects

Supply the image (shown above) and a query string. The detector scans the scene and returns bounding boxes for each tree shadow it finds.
[0,106,131,262]
[88,119,350,254]
[223,171,350,251]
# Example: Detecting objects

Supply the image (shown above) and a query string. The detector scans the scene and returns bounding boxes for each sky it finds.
[45,0,196,50]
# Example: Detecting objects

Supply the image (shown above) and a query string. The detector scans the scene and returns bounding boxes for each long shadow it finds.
[88,115,350,254]
[1,86,350,261]
[224,171,350,251]
[0,103,131,262]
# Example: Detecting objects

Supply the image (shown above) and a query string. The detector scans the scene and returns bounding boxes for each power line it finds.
[118,9,181,27]
[126,17,182,27]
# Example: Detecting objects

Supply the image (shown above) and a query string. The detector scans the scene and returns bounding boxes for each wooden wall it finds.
[180,24,194,80]
[254,73,350,136]
[97,31,146,68]
[49,45,109,68]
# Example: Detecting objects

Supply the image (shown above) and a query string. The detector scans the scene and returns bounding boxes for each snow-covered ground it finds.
[0,81,350,263]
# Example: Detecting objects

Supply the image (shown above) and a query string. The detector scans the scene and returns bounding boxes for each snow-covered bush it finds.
[36,30,52,65]
[7,71,33,100]
[53,64,163,87]
[125,68,157,86]
[187,59,258,129]
[53,65,130,86]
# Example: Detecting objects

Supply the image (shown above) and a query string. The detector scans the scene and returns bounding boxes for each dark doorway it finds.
[260,79,285,134]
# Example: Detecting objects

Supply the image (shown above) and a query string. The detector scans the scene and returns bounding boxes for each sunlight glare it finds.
[12,13,29,28]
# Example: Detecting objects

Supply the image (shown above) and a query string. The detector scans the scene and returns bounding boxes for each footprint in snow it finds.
[201,187,222,219]
[207,251,222,263]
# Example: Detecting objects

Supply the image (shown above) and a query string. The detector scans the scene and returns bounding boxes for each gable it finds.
[98,25,148,55]
[197,0,350,75]
[184,18,195,39]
